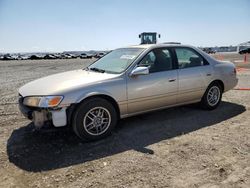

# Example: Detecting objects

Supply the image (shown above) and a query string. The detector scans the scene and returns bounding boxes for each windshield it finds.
[88,48,145,74]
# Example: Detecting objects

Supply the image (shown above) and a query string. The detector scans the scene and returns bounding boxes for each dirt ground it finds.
[0,53,249,188]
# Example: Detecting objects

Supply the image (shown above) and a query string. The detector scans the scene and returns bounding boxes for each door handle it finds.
[206,73,212,76]
[168,78,176,82]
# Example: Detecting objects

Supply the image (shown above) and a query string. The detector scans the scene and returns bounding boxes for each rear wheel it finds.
[201,83,222,110]
[72,98,117,141]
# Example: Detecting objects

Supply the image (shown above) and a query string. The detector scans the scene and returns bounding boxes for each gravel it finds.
[0,57,249,188]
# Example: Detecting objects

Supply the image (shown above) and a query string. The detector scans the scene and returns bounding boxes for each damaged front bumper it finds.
[18,95,68,128]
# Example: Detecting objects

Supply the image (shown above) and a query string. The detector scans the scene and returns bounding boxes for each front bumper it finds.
[18,98,33,120]
[18,95,68,128]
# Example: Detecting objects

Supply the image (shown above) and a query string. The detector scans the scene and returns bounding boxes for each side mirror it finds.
[139,34,141,38]
[130,66,149,77]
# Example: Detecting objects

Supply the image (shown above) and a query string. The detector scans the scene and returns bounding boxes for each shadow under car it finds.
[7,101,245,172]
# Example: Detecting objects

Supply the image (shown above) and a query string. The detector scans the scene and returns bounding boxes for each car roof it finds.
[127,43,189,50]
[124,43,217,65]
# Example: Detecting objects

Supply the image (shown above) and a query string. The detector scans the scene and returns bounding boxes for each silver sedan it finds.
[18,44,238,141]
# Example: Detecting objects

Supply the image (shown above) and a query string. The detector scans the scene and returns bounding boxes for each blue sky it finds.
[0,0,249,53]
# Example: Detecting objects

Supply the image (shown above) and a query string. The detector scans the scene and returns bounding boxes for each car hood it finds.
[19,69,118,97]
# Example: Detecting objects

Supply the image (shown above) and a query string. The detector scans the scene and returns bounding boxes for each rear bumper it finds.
[224,77,238,92]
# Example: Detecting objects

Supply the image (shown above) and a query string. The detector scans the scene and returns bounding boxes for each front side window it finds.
[175,48,207,69]
[88,48,145,74]
[138,48,173,73]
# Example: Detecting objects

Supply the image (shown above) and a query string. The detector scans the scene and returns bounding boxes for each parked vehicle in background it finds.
[70,54,78,59]
[80,53,87,59]
[2,54,16,60]
[17,55,29,60]
[61,54,74,59]
[18,43,238,141]
[53,54,62,59]
[202,48,216,54]
[94,52,105,58]
[80,53,92,59]
[29,55,44,60]
[44,54,57,59]
[239,47,250,54]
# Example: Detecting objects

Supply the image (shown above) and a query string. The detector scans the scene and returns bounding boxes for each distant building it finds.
[237,41,250,52]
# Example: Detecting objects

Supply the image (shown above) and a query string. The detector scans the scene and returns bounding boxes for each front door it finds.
[127,48,178,114]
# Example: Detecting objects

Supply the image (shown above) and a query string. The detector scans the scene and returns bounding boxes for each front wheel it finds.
[72,98,117,141]
[200,83,222,110]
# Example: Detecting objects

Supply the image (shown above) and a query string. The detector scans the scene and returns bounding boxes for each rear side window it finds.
[175,48,208,69]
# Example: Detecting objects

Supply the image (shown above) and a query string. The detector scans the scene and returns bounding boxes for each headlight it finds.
[23,96,63,107]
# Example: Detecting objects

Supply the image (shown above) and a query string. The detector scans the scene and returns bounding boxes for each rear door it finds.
[174,47,213,104]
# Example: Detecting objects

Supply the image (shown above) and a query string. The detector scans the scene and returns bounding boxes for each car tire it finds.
[200,83,222,110]
[72,98,117,141]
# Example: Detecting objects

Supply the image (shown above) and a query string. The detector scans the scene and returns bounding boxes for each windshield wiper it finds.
[89,67,105,73]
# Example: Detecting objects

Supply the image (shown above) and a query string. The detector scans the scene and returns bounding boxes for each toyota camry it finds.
[18,43,238,141]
